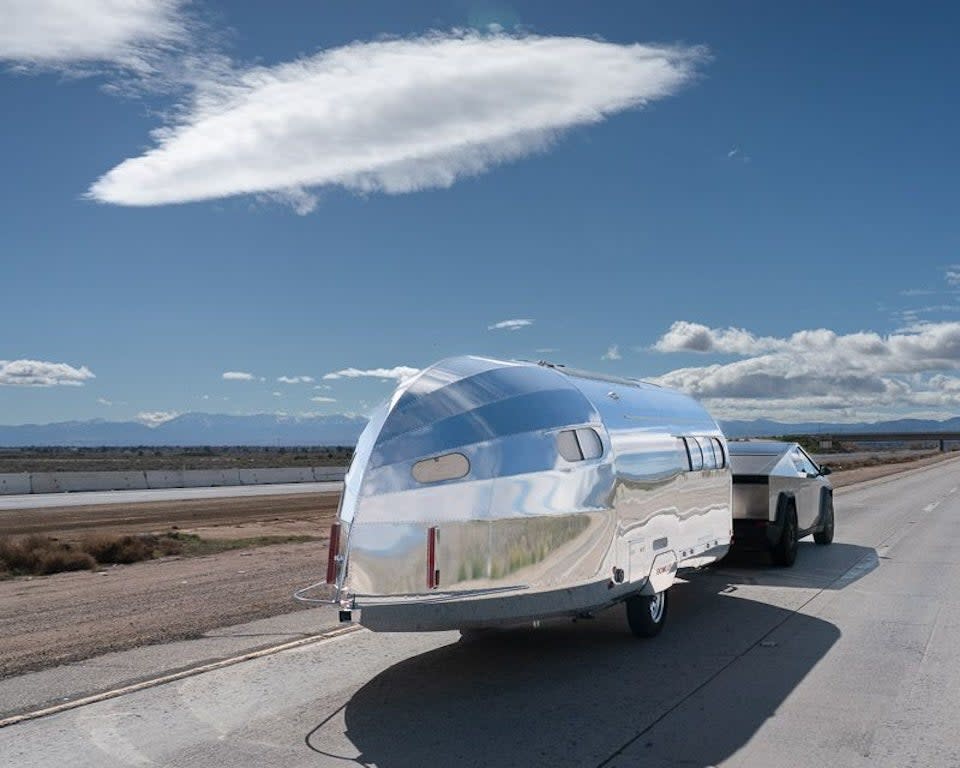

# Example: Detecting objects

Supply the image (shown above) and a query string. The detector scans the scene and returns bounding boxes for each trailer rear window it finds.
[412,453,470,483]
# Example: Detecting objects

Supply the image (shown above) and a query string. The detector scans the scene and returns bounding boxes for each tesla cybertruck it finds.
[728,440,835,566]
[298,356,733,637]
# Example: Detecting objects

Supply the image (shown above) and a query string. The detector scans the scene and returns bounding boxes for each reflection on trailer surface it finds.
[300,356,733,637]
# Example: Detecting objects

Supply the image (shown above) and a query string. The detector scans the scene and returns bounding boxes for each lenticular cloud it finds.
[88,31,703,208]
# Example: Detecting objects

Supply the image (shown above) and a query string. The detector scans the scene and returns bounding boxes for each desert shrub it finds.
[0,534,53,573]
[0,535,97,576]
[37,548,96,574]
[80,534,153,564]
[155,534,184,557]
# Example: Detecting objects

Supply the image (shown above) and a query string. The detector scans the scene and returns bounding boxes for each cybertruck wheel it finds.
[771,501,798,567]
[814,490,835,545]
[626,590,668,638]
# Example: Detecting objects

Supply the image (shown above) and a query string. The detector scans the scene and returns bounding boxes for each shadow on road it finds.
[714,541,878,591]
[305,551,853,767]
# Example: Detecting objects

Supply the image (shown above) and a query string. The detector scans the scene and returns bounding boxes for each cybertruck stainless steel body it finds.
[322,356,732,632]
[728,440,835,565]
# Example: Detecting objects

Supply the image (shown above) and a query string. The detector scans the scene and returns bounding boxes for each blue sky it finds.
[1,1,958,426]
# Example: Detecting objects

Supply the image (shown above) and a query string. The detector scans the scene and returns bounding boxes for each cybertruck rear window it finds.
[412,453,470,483]
[557,428,603,462]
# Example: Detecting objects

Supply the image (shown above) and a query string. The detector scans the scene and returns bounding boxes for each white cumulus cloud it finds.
[137,410,179,426]
[0,359,95,387]
[310,396,337,403]
[0,0,187,68]
[277,375,314,384]
[323,366,420,382]
[653,321,783,355]
[602,344,621,361]
[222,371,254,381]
[651,320,960,420]
[87,31,703,208]
[489,318,534,331]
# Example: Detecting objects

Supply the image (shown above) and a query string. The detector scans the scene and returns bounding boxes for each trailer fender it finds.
[641,550,678,595]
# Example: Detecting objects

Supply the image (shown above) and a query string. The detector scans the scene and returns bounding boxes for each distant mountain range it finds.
[719,416,960,438]
[1,412,959,447]
[0,413,368,447]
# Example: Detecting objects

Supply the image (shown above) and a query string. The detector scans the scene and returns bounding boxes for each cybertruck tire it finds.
[814,490,835,545]
[771,499,799,567]
[626,590,668,638]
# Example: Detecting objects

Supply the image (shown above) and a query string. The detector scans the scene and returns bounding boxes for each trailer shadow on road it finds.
[304,546,876,767]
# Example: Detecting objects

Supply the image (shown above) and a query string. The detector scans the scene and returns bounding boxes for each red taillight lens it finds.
[326,523,341,584]
[427,526,439,589]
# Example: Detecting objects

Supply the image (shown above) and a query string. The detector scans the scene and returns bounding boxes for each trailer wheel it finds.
[626,590,668,638]
[814,490,835,545]
[771,500,798,567]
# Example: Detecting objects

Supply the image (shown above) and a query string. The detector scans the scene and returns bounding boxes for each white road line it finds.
[0,623,364,729]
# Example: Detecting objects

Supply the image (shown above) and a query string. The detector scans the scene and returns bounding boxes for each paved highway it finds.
[0,481,343,510]
[3,457,960,767]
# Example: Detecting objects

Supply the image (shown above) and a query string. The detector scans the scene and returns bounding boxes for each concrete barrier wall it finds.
[179,469,242,488]
[29,471,149,494]
[143,470,186,489]
[313,466,347,481]
[238,467,317,485]
[0,466,348,495]
[0,473,31,495]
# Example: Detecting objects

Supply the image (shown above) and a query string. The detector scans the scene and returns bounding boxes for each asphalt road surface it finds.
[0,481,343,511]
[3,457,960,767]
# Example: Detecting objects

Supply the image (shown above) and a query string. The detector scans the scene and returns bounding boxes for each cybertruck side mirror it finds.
[819,466,832,476]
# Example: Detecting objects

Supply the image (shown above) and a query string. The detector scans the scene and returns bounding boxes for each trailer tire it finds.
[771,499,798,567]
[626,590,668,638]
[814,490,835,545]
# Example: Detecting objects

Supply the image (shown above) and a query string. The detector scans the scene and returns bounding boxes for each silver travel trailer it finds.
[300,356,732,637]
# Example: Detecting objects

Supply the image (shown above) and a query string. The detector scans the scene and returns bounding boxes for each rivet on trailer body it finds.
[339,610,352,623]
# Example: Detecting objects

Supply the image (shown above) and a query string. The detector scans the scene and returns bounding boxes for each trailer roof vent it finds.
[412,453,470,484]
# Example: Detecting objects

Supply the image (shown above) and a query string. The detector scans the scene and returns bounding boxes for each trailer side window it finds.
[412,453,470,483]
[557,428,603,462]
[684,437,703,471]
[699,437,718,470]
[576,428,603,459]
[712,438,727,468]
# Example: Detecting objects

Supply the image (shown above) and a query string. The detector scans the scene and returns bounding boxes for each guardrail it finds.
[0,466,347,496]
[809,433,960,451]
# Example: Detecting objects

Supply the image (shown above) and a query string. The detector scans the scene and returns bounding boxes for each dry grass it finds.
[0,531,318,578]
[0,535,97,576]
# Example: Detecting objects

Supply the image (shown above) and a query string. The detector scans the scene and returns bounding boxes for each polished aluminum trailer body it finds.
[323,356,732,631]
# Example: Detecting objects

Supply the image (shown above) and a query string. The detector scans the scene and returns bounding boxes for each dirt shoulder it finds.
[0,453,953,680]
[828,451,960,488]
[0,541,329,677]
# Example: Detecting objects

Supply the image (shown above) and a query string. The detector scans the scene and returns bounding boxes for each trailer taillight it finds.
[427,526,439,589]
[326,523,341,584]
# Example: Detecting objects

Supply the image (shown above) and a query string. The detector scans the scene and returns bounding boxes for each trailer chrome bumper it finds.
[353,578,642,632]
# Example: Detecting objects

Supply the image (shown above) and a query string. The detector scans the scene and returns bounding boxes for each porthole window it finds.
[412,453,470,483]
[557,428,603,462]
